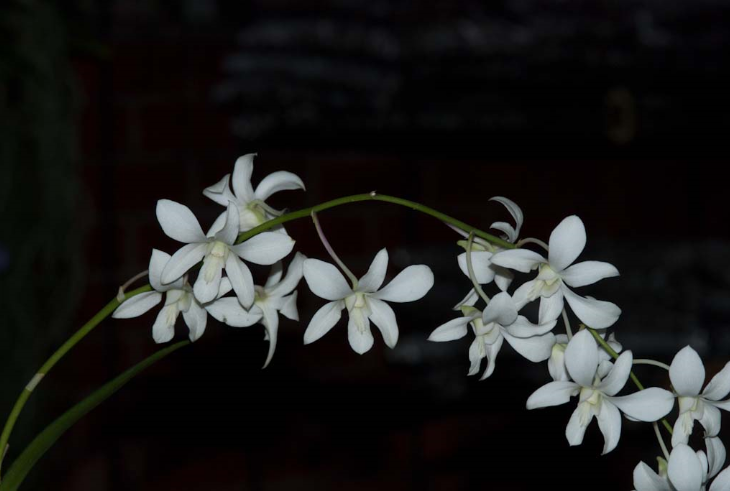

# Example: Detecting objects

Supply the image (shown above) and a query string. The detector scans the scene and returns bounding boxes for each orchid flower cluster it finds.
[38,154,730,489]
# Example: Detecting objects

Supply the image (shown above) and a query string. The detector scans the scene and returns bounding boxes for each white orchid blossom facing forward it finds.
[113,249,230,343]
[156,200,295,308]
[490,215,621,328]
[527,329,674,454]
[206,253,306,368]
[668,346,730,447]
[428,291,556,379]
[302,249,434,354]
[203,153,305,233]
[633,438,730,491]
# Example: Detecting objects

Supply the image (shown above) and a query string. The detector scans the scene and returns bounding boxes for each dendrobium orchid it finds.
[490,215,621,328]
[203,153,305,233]
[428,292,556,379]
[302,249,434,354]
[156,199,295,308]
[452,197,522,305]
[113,249,229,343]
[668,346,730,447]
[633,438,730,491]
[527,330,674,454]
[206,253,306,368]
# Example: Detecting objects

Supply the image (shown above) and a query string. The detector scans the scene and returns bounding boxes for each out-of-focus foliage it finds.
[0,0,86,450]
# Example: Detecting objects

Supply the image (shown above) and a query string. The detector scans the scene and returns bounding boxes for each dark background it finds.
[1,0,730,489]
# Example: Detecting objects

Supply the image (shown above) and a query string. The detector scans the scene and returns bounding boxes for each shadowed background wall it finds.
[1,0,729,489]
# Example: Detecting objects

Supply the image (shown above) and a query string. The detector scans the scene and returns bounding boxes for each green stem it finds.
[236,193,516,250]
[587,328,674,435]
[0,284,152,477]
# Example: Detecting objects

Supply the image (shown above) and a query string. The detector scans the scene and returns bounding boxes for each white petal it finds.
[203,174,236,206]
[371,265,434,303]
[232,154,255,203]
[505,316,556,338]
[152,304,179,343]
[489,222,517,243]
[454,288,479,310]
[367,297,399,348]
[597,400,622,454]
[207,211,228,239]
[707,437,726,479]
[267,252,306,297]
[193,256,223,304]
[213,202,240,245]
[493,267,514,292]
[303,259,353,301]
[149,249,179,291]
[562,286,621,329]
[161,243,207,285]
[261,306,279,368]
[428,317,471,342]
[303,301,344,344]
[526,381,579,409]
[539,291,564,325]
[490,249,545,273]
[565,329,599,387]
[566,403,593,447]
[700,403,722,438]
[279,291,299,321]
[156,199,206,243]
[457,251,496,284]
[609,388,675,422]
[254,170,305,201]
[704,362,730,401]
[265,261,284,288]
[468,337,485,376]
[561,261,620,288]
[548,215,586,272]
[358,249,388,293]
[206,298,262,327]
[489,196,523,239]
[347,314,374,354]
[633,462,671,491]
[668,444,704,491]
[670,346,706,397]
[511,280,537,309]
[481,291,518,326]
[217,277,233,299]
[480,335,504,380]
[503,331,555,363]
[233,232,295,265]
[182,300,208,342]
[598,350,633,396]
[672,412,695,447]
[711,467,730,491]
[113,291,162,319]
[225,254,255,308]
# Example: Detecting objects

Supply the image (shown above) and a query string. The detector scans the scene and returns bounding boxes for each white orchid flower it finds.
[451,197,522,307]
[428,292,556,379]
[302,249,434,355]
[633,438,730,491]
[156,199,295,308]
[203,154,305,233]
[548,332,622,382]
[668,346,730,447]
[206,252,306,368]
[490,215,621,328]
[112,249,230,343]
[527,329,674,454]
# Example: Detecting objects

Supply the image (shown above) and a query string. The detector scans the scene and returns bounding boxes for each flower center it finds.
[346,292,372,333]
[526,264,562,300]
[239,201,267,230]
